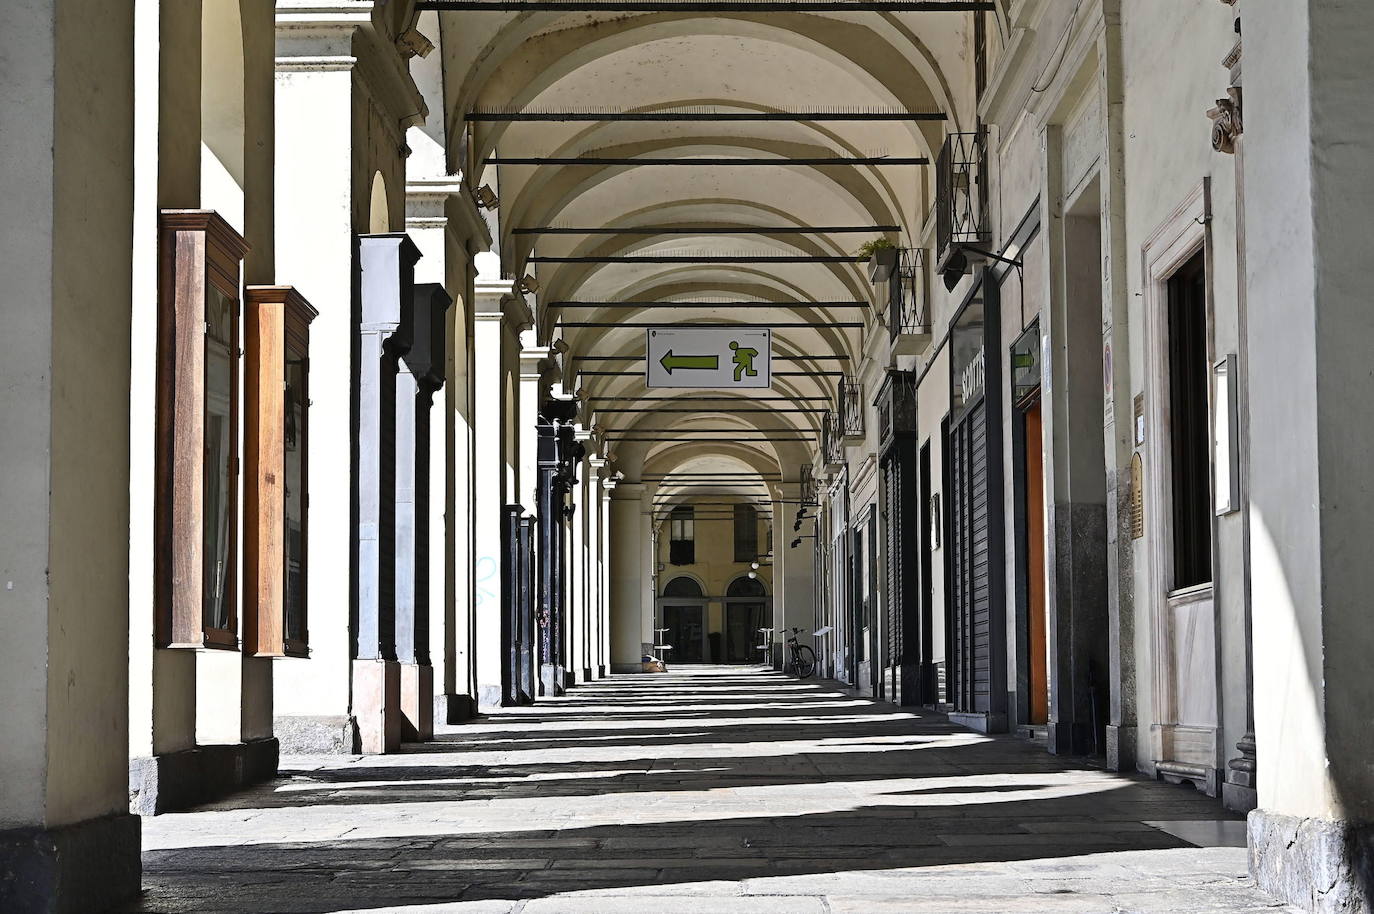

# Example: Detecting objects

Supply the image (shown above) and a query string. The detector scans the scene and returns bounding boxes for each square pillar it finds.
[353,233,420,753]
[1243,3,1374,909]
[397,283,453,741]
[0,1,141,909]
[473,272,528,708]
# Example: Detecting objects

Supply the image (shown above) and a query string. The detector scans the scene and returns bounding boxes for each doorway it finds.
[660,576,707,664]
[1020,397,1048,725]
[723,575,770,663]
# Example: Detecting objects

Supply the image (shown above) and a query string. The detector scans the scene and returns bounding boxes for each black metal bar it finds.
[575,354,849,361]
[532,255,863,264]
[577,370,845,376]
[553,301,870,309]
[517,226,899,235]
[605,427,811,433]
[473,112,943,123]
[421,1,995,11]
[595,407,825,413]
[488,156,928,166]
[644,472,781,477]
[591,395,831,401]
[561,321,862,328]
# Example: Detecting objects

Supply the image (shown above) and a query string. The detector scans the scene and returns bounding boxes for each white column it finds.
[270,24,360,752]
[1244,3,1374,907]
[599,472,615,677]
[518,337,550,513]
[609,483,648,671]
[586,455,606,680]
[0,1,140,907]
[472,269,517,709]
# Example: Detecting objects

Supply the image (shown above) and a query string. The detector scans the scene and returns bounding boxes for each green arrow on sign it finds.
[659,350,719,374]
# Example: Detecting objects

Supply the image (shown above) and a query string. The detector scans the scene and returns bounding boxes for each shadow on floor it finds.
[126,669,1243,913]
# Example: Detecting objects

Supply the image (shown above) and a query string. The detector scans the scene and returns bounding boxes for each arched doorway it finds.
[659,576,706,664]
[724,575,770,664]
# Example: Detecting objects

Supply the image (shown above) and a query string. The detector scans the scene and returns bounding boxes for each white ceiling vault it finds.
[430,1,1001,502]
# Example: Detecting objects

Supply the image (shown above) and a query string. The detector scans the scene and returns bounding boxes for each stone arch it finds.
[201,0,245,231]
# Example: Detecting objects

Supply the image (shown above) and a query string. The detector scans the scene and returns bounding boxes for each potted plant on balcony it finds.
[860,237,899,284]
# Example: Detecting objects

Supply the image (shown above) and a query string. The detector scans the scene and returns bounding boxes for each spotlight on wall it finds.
[790,537,802,549]
[396,27,435,59]
[750,561,760,571]
[518,274,540,295]
[747,571,758,580]
[792,517,802,532]
[941,248,969,292]
[473,184,499,210]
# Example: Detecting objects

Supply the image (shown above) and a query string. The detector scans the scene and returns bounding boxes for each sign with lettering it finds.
[644,327,772,389]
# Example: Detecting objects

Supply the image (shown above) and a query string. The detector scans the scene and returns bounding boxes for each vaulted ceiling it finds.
[433,3,996,514]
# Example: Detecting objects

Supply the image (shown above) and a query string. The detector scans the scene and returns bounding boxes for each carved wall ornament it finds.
[1207,87,1244,154]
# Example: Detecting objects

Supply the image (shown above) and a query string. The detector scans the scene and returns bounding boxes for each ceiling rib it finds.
[419,0,995,10]
[518,227,898,235]
[488,156,928,166]
[552,301,870,309]
[470,110,944,123]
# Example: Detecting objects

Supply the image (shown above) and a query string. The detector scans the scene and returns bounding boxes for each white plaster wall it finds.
[1119,0,1245,777]
[271,61,357,721]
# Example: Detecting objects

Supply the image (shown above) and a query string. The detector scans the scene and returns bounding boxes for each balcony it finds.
[799,463,817,506]
[888,247,931,355]
[936,129,990,281]
[839,376,864,442]
[821,410,845,472]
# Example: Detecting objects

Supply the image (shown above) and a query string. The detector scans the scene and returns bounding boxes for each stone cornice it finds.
[275,2,427,142]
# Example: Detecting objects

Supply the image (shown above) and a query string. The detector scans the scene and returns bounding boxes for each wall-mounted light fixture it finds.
[473,184,499,209]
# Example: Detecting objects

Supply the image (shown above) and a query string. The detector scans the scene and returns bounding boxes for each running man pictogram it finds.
[729,340,759,381]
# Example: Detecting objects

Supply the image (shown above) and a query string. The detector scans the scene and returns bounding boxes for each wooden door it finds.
[1024,400,1048,724]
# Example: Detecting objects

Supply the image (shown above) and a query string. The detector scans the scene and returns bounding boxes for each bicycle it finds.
[784,627,817,679]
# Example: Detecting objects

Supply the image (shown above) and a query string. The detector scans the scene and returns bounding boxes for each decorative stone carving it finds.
[1207,87,1243,154]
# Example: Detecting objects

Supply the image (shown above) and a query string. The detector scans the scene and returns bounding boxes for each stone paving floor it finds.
[128,667,1296,913]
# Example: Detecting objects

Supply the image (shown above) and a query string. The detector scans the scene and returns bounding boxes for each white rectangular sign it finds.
[645,327,772,389]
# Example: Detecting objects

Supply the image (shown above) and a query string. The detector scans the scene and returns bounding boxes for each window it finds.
[1167,250,1212,589]
[156,210,249,650]
[733,504,759,563]
[244,286,317,657]
[669,505,695,565]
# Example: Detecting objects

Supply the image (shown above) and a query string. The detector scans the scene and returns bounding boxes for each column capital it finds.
[520,346,555,381]
[275,2,427,135]
[474,284,533,334]
[404,178,493,254]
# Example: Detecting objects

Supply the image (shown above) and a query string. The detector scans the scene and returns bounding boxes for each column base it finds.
[477,683,504,711]
[400,663,434,742]
[1249,808,1374,913]
[583,666,594,682]
[540,663,565,697]
[1105,724,1138,772]
[352,659,401,754]
[439,693,478,724]
[129,738,279,815]
[0,813,140,914]
[948,711,1009,734]
[274,715,354,754]
[1048,720,1098,756]
[598,664,607,678]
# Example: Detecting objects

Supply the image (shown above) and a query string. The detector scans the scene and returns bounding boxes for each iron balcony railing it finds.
[936,129,989,266]
[799,463,818,505]
[821,409,845,468]
[888,246,928,341]
[839,376,864,439]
